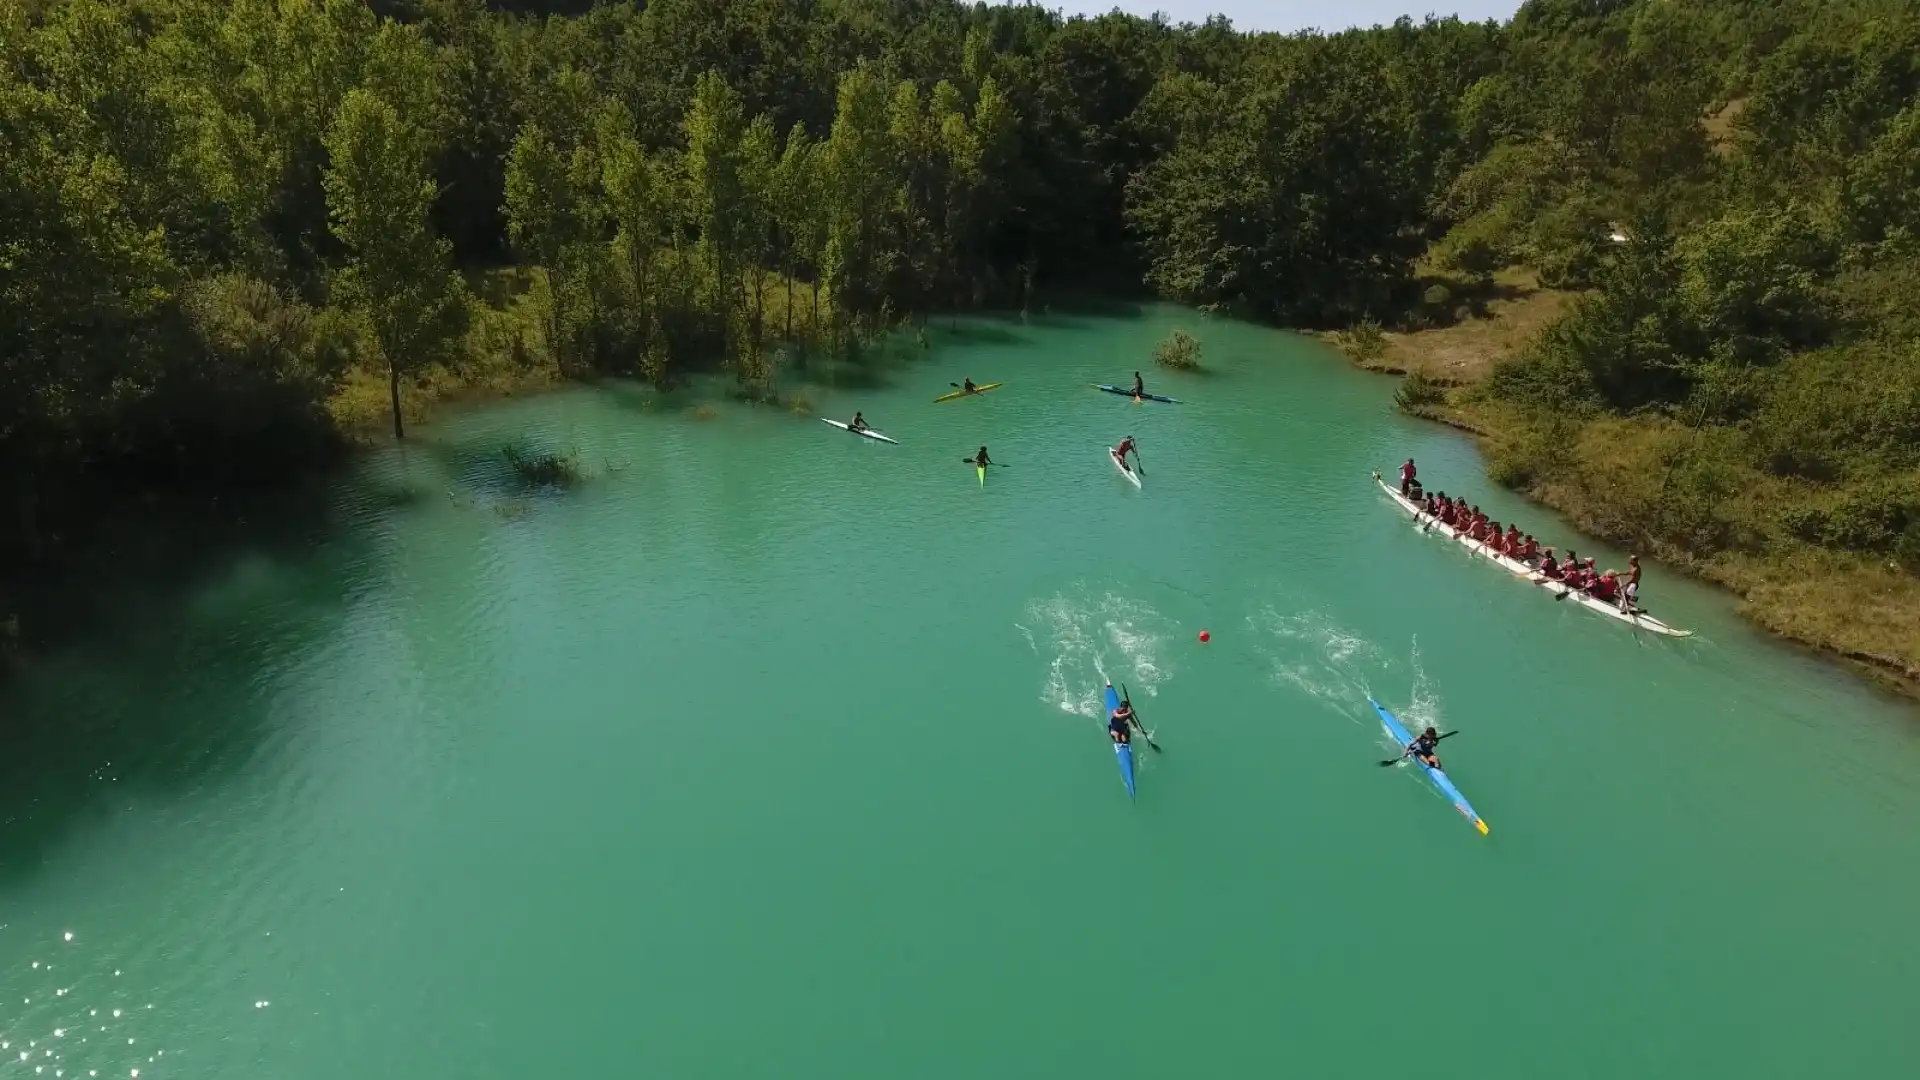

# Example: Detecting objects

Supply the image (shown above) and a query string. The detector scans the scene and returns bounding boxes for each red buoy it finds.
[1198,629,1211,643]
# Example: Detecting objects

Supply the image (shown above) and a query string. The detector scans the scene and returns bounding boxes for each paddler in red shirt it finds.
[1538,547,1562,580]
[1518,534,1539,564]
[1559,552,1582,585]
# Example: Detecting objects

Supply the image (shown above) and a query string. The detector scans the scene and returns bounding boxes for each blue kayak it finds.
[1093,383,1182,404]
[1105,683,1136,799]
[1370,698,1488,835]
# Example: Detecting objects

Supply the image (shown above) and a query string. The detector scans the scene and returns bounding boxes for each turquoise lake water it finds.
[3,305,1916,1079]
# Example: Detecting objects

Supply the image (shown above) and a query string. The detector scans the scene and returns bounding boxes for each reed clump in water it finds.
[502,442,587,487]
[1153,328,1203,370]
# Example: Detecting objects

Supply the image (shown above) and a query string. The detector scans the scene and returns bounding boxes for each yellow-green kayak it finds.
[934,382,1002,403]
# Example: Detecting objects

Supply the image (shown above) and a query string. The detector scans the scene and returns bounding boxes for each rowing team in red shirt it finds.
[1411,482,1644,614]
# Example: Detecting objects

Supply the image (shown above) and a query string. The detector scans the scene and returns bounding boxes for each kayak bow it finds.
[1105,683,1136,799]
[1370,697,1487,835]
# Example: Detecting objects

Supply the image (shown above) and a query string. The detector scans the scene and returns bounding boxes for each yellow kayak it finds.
[934,382,1002,403]
[978,464,986,488]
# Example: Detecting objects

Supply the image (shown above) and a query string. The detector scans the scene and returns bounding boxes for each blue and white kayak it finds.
[1105,682,1136,799]
[1093,383,1181,404]
[1370,697,1488,835]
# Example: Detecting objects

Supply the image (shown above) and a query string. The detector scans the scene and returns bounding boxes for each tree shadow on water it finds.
[0,483,369,886]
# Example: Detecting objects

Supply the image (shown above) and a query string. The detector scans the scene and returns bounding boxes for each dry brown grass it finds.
[1366,268,1577,383]
[1702,97,1747,158]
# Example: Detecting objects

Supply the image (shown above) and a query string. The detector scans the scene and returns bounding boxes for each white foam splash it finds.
[1019,586,1176,720]
[1245,603,1388,711]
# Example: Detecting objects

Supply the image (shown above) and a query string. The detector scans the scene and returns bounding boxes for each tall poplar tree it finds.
[322,88,467,440]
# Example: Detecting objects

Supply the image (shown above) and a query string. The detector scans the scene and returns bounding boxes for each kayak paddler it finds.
[1109,695,1144,746]
[849,411,870,432]
[1131,371,1145,398]
[970,446,994,468]
[1113,435,1138,469]
[1404,725,1451,769]
[962,377,978,394]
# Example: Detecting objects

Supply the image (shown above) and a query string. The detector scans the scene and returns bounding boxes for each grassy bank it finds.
[1339,273,1920,696]
[325,268,564,441]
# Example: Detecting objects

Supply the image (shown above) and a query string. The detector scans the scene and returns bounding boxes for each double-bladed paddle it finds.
[1378,730,1457,766]
[1121,683,1161,753]
[958,457,1008,467]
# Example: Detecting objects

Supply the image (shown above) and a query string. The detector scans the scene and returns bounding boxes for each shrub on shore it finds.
[1394,371,1449,412]
[1333,321,1388,367]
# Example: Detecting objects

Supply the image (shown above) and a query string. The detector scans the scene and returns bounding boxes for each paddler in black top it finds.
[849,411,870,432]
[962,377,978,393]
[970,445,993,468]
[1405,725,1449,769]
[1109,696,1142,746]
[1131,371,1145,397]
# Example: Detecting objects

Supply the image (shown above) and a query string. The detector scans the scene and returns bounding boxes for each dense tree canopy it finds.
[3,0,1919,583]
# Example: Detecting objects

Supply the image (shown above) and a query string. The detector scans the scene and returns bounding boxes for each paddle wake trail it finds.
[1241,598,1447,729]
[1016,585,1176,721]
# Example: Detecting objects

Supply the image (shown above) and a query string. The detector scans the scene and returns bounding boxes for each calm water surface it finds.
[4,306,1917,1079]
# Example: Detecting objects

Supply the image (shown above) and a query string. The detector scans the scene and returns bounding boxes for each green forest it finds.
[3,0,1918,675]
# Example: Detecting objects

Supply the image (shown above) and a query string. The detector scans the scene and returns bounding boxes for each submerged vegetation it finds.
[502,442,587,488]
[1154,330,1202,372]
[2,0,1917,678]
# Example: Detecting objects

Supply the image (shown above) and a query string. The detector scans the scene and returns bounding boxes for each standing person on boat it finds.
[1131,371,1146,398]
[1404,725,1449,770]
[1621,555,1642,612]
[969,446,994,468]
[1109,695,1144,747]
[1113,435,1139,469]
[1399,458,1418,496]
[849,411,871,432]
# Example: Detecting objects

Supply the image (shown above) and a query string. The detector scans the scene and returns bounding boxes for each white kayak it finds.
[1373,474,1692,637]
[821,418,897,445]
[1110,447,1142,488]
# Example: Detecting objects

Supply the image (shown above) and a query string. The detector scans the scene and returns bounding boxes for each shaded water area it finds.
[4,306,1917,1079]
